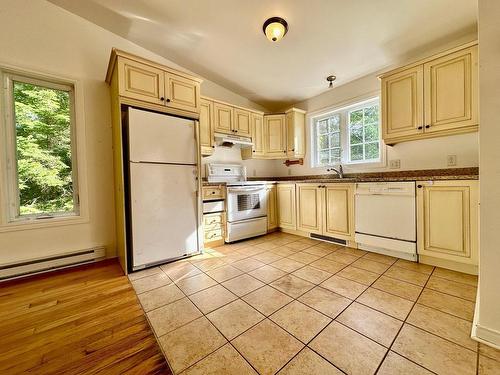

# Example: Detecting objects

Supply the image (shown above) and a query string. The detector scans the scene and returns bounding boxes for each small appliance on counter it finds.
[206,163,268,242]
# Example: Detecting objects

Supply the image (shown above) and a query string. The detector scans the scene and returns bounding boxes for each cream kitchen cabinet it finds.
[264,114,287,158]
[165,73,200,113]
[277,184,296,230]
[213,102,234,134]
[199,98,214,156]
[252,112,266,157]
[286,108,306,158]
[233,108,252,137]
[417,180,478,273]
[118,57,165,105]
[381,42,478,145]
[296,184,323,234]
[266,184,278,231]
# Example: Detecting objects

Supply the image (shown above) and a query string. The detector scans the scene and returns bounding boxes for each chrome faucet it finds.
[327,165,344,179]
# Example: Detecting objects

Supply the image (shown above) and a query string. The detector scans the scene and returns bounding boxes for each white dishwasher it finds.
[355,182,417,261]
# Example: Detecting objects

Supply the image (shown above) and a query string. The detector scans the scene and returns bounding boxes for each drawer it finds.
[204,228,223,242]
[203,213,223,229]
[202,186,225,200]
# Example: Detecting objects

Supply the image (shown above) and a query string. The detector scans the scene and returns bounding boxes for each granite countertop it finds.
[202,168,478,186]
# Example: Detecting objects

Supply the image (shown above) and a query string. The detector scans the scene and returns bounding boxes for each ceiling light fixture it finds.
[263,17,288,42]
[326,75,337,88]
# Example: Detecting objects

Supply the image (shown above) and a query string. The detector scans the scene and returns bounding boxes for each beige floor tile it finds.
[221,252,251,264]
[352,258,391,274]
[271,237,297,246]
[270,274,315,298]
[292,265,332,284]
[297,237,321,245]
[407,304,477,351]
[207,299,264,340]
[182,343,257,374]
[314,241,343,251]
[336,265,379,286]
[357,287,414,320]
[426,275,477,302]
[162,262,202,282]
[147,297,202,336]
[372,275,423,301]
[239,246,266,257]
[248,264,287,283]
[278,347,343,374]
[175,273,218,295]
[243,285,293,316]
[189,284,237,314]
[298,286,351,318]
[128,266,164,281]
[205,264,243,283]
[159,316,227,374]
[310,321,387,375]
[137,283,184,312]
[310,258,347,274]
[222,274,265,297]
[479,355,500,375]
[255,241,281,251]
[286,241,315,251]
[251,251,283,264]
[363,252,398,265]
[270,300,331,343]
[433,267,478,286]
[337,302,403,347]
[192,257,227,272]
[336,246,367,257]
[303,246,333,256]
[394,259,434,275]
[418,289,475,321]
[271,258,305,273]
[287,251,320,264]
[189,253,214,261]
[271,246,297,257]
[232,257,267,272]
[130,272,171,294]
[378,351,433,375]
[320,275,367,299]
[384,266,430,286]
[232,319,303,375]
[392,324,477,375]
[479,343,500,362]
[325,252,359,265]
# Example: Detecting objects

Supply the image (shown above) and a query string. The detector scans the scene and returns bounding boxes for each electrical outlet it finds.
[389,159,401,169]
[447,155,457,167]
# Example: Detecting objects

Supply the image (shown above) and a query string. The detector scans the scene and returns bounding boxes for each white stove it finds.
[206,164,267,242]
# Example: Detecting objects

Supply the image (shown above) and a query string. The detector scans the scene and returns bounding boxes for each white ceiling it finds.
[49,0,477,111]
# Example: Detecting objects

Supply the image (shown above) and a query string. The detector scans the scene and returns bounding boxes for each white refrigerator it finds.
[127,108,200,270]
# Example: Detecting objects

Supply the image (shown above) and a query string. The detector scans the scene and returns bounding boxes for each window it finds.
[313,98,382,167]
[2,72,79,222]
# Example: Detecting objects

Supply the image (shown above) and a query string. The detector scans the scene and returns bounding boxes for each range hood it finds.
[214,132,253,148]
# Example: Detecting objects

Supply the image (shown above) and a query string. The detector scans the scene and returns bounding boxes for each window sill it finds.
[0,214,89,233]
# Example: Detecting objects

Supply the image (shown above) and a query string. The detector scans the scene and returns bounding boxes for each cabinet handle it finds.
[160,97,165,101]
[425,125,430,129]
[417,126,423,130]
[252,150,255,153]
[235,130,238,133]
[291,148,295,151]
[166,98,171,103]
[417,184,423,188]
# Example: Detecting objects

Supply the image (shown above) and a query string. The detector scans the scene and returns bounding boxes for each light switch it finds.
[389,159,401,169]
[447,155,457,167]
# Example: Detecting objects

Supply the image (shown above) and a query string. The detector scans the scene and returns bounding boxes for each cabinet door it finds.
[213,102,233,134]
[165,73,200,113]
[296,184,323,234]
[118,58,165,105]
[252,113,265,157]
[265,114,287,158]
[233,108,251,137]
[266,184,278,230]
[199,99,214,156]
[286,110,306,158]
[277,184,296,230]
[324,184,354,240]
[381,66,424,142]
[423,46,478,133]
[417,180,478,265]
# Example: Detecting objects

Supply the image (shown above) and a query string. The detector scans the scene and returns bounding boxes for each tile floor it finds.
[129,232,500,375]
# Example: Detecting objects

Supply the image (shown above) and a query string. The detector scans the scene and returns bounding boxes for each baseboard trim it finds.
[471,286,500,350]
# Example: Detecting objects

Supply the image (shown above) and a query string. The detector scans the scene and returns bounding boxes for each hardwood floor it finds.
[0,259,172,374]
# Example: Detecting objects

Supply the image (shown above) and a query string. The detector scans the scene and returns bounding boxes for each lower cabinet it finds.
[266,184,278,231]
[417,180,478,270]
[295,183,355,241]
[203,212,225,247]
[277,184,297,230]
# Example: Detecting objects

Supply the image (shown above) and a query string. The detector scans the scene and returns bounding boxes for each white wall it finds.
[475,0,500,348]
[0,0,266,263]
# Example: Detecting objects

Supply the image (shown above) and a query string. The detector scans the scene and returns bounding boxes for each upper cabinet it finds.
[213,102,234,134]
[107,49,202,117]
[251,112,266,157]
[265,114,287,158]
[233,108,252,137]
[380,42,478,145]
[199,98,214,156]
[286,108,306,158]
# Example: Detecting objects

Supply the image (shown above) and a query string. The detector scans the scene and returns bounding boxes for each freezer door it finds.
[130,163,200,268]
[128,107,197,164]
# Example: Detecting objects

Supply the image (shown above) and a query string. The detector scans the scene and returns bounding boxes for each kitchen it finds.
[0,1,498,374]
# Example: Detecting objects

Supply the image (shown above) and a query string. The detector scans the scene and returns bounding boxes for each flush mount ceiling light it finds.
[326,75,337,88]
[263,17,288,42]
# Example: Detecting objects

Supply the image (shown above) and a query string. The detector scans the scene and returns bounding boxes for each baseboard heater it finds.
[0,246,106,281]
[310,233,347,246]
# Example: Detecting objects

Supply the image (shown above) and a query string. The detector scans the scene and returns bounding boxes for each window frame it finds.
[0,66,88,231]
[310,96,386,169]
